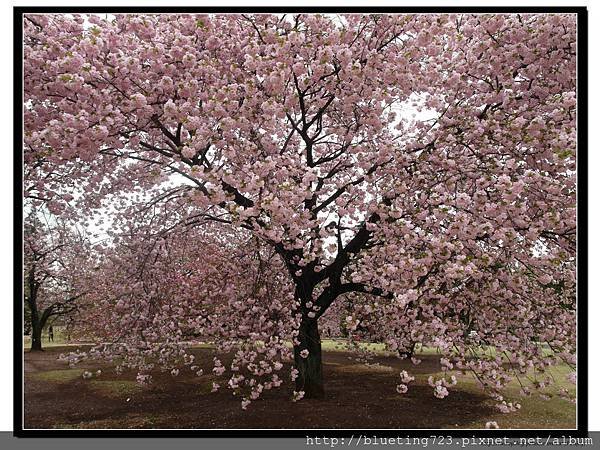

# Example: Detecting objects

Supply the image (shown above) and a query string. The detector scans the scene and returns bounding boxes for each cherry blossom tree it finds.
[24,12,577,404]
[68,211,295,406]
[24,209,92,351]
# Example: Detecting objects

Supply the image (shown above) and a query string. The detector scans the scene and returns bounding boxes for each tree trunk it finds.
[294,319,324,399]
[29,305,51,352]
[30,322,43,352]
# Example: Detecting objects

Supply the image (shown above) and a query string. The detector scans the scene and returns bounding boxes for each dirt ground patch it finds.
[22,346,575,430]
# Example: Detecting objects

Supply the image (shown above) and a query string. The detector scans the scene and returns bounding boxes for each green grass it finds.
[189,342,215,349]
[431,365,576,429]
[194,380,217,395]
[24,325,91,349]
[334,363,395,373]
[320,338,575,428]
[320,339,556,359]
[27,341,575,429]
[320,339,449,355]
[25,325,67,343]
[88,380,145,398]
[320,339,387,353]
[29,369,84,383]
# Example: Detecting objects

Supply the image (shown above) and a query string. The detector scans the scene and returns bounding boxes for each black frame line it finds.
[13,5,589,439]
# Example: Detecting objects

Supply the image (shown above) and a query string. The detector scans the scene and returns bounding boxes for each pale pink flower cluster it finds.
[434,385,449,399]
[400,370,415,383]
[292,390,305,402]
[136,374,151,385]
[291,368,299,381]
[212,358,225,376]
[396,384,408,394]
[428,375,457,399]
[496,401,521,413]
[396,370,415,395]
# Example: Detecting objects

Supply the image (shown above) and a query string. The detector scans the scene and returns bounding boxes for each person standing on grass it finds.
[48,326,54,343]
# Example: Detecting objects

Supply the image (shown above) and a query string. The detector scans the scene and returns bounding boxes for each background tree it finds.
[66,203,295,407]
[24,209,91,351]
[24,13,576,405]
[24,303,32,336]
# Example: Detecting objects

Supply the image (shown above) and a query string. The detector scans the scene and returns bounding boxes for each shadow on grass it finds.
[23,345,576,430]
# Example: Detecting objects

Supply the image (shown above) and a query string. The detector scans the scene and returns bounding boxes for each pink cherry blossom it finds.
[23,12,577,409]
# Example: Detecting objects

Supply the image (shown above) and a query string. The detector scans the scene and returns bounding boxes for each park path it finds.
[24,354,57,373]
[24,361,36,373]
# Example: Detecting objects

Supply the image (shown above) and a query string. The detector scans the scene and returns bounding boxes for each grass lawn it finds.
[23,342,576,430]
[24,326,91,349]
[320,339,575,429]
[456,368,575,429]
